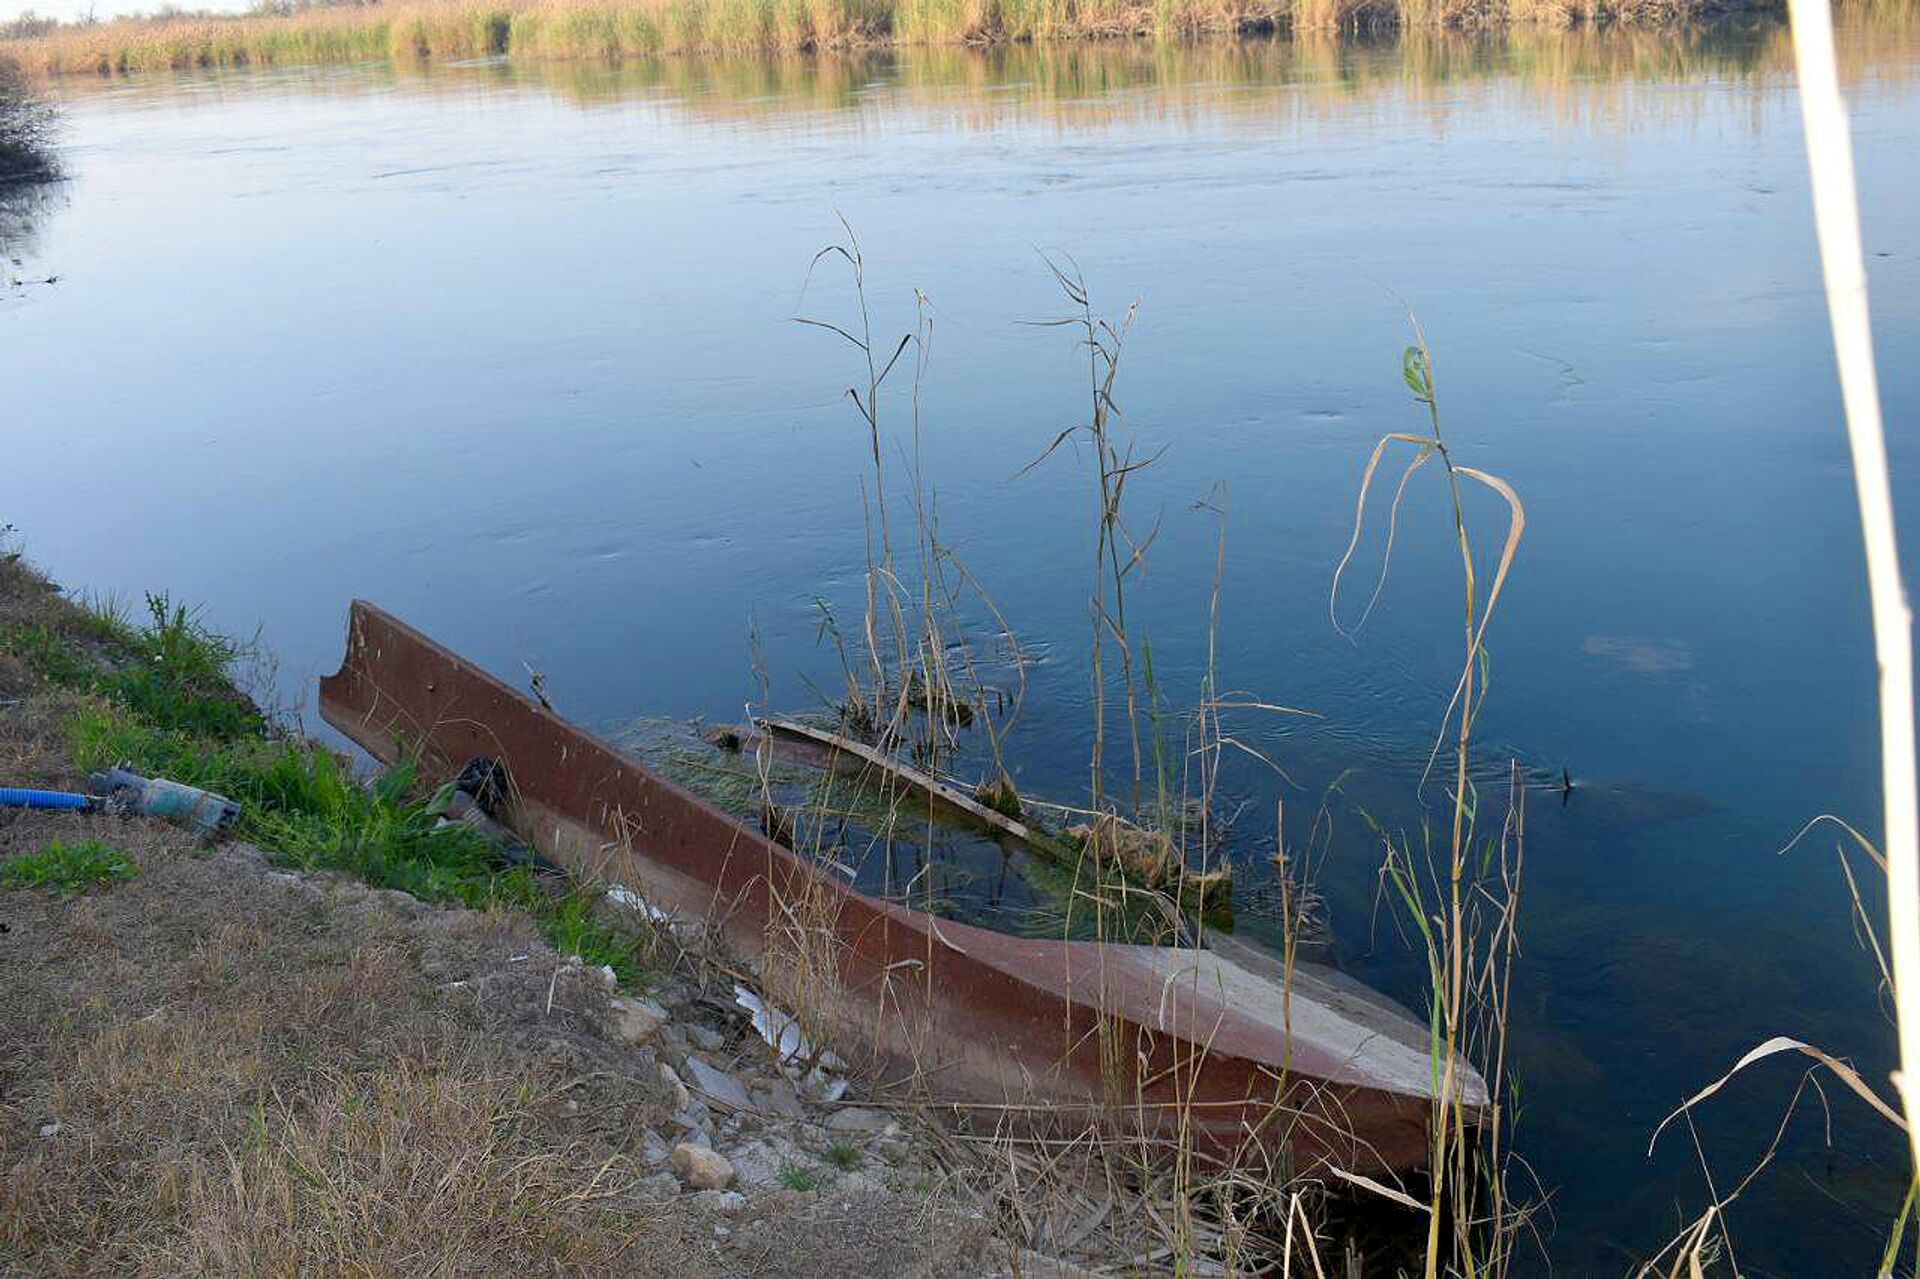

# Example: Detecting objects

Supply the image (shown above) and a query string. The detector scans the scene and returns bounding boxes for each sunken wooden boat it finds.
[319,600,1484,1175]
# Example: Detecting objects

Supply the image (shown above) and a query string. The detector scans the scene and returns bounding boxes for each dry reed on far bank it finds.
[4,0,1813,76]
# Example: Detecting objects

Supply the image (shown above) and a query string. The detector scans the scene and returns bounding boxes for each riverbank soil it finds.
[0,553,1002,1276]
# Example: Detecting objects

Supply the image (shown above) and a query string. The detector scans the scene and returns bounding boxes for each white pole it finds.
[1785,0,1920,1170]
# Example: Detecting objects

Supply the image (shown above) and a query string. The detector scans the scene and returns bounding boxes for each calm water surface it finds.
[5,20,1919,1271]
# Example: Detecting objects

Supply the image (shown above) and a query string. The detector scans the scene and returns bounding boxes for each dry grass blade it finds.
[1637,1067,1851,1278]
[1325,1164,1431,1214]
[1836,845,1896,995]
[1328,431,1437,641]
[1418,464,1526,796]
[1647,1035,1908,1155]
[1635,1211,1721,1279]
[1779,811,1890,873]
[1454,466,1526,653]
[1355,447,1439,636]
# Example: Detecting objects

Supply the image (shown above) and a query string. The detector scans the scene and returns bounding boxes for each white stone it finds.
[751,1077,806,1120]
[723,1139,797,1190]
[982,1251,1104,1279]
[638,1170,681,1198]
[825,1107,892,1133]
[685,1057,753,1112]
[671,1143,736,1190]
[659,1063,692,1111]
[609,996,669,1046]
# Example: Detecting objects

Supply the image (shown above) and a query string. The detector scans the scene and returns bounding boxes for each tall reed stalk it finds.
[1334,328,1529,1276]
[1785,0,1920,1181]
[1027,255,1159,815]
[1638,5,1917,1272]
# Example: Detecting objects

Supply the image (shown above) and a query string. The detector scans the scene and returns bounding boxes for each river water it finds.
[4,17,1918,1270]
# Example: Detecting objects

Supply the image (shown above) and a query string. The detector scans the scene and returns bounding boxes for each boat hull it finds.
[318,600,1476,1174]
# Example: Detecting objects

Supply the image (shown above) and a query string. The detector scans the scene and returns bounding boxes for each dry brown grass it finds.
[162,1056,656,1273]
[0,815,694,1275]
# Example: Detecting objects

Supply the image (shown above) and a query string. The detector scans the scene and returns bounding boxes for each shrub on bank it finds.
[0,54,57,184]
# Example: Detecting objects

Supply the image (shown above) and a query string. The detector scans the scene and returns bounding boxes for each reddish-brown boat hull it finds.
[318,601,1440,1173]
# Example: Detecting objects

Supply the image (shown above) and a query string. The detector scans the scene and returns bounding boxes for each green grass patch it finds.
[68,699,654,983]
[824,1141,862,1170]
[0,621,99,686]
[5,561,657,983]
[98,594,262,739]
[544,890,651,987]
[2,839,137,894]
[2,591,263,741]
[777,1163,820,1192]
[70,701,524,904]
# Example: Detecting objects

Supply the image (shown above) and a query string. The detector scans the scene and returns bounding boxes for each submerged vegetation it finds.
[2,0,1880,75]
[776,230,1244,943]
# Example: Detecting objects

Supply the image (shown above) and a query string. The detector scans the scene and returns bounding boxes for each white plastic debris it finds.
[606,882,672,923]
[732,983,813,1064]
[733,983,850,1100]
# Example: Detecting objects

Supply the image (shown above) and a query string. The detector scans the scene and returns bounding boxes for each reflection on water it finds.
[0,177,64,293]
[13,15,1920,1272]
[50,14,1920,130]
[514,17,1911,117]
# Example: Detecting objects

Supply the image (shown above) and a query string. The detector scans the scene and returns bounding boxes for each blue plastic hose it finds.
[0,787,94,811]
